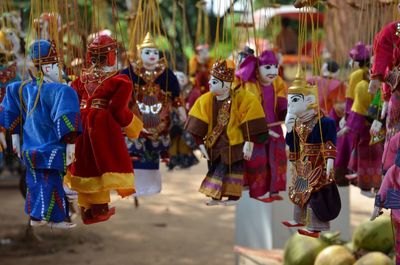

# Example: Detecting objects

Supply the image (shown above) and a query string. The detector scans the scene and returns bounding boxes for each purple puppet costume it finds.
[236,50,287,202]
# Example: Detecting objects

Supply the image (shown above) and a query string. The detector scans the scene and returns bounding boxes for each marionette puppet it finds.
[121,32,182,196]
[189,44,214,93]
[371,134,400,264]
[340,63,384,197]
[0,40,81,229]
[235,50,287,202]
[167,71,198,170]
[66,35,143,224]
[369,4,400,174]
[0,31,20,169]
[337,42,372,184]
[308,61,348,185]
[185,60,269,206]
[235,46,254,70]
[282,70,341,238]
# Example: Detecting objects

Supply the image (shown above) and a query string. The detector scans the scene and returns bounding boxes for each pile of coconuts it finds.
[283,216,396,265]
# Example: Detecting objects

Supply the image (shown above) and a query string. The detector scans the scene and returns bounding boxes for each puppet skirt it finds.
[25,168,68,222]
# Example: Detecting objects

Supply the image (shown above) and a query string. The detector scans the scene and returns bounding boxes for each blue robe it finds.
[0,80,81,222]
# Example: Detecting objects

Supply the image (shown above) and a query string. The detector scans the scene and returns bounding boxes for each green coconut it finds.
[284,233,329,265]
[352,216,395,253]
[354,252,394,265]
[314,245,356,265]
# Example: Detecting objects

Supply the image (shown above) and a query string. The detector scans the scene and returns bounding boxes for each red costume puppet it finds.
[66,35,143,224]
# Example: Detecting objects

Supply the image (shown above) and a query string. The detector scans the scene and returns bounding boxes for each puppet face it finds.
[174,71,189,87]
[41,62,64,83]
[197,48,209,63]
[209,76,230,97]
[288,93,316,116]
[259,64,278,83]
[141,48,159,66]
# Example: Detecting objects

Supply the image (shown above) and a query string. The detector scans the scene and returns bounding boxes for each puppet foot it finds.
[30,220,47,227]
[47,221,77,229]
[258,194,284,203]
[222,200,239,206]
[282,220,304,227]
[82,207,116,225]
[360,189,376,198]
[298,228,320,238]
[205,199,222,206]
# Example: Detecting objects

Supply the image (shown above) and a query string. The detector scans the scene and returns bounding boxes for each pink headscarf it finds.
[236,50,278,83]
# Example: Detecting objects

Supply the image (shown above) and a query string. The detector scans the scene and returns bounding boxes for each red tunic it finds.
[68,71,141,194]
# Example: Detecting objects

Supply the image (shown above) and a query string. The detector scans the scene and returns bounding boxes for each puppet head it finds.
[258,50,279,84]
[288,68,318,116]
[349,42,371,68]
[137,32,159,69]
[236,46,254,69]
[209,60,235,98]
[321,60,339,78]
[30,39,63,83]
[196,44,210,64]
[87,34,118,71]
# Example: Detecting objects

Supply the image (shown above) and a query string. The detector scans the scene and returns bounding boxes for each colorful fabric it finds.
[68,72,142,200]
[294,203,330,231]
[187,86,267,146]
[371,21,400,80]
[25,168,68,222]
[383,132,400,173]
[199,159,244,200]
[0,80,81,171]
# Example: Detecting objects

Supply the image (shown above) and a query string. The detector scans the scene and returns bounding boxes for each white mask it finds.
[197,48,209,63]
[349,59,359,69]
[259,64,278,84]
[41,62,64,83]
[288,94,315,116]
[209,76,230,99]
[102,56,118,72]
[141,48,159,67]
[174,71,188,88]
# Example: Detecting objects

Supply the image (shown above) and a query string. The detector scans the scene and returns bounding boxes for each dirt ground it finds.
[0,157,372,265]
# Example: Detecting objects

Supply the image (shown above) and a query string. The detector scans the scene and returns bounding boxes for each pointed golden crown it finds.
[210,59,235,82]
[137,32,157,51]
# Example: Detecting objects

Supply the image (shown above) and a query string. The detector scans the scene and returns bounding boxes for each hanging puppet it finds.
[337,42,372,185]
[185,59,269,206]
[0,39,81,229]
[0,30,20,170]
[340,55,384,197]
[368,5,400,174]
[371,134,400,265]
[283,70,341,238]
[235,50,287,202]
[307,61,348,185]
[66,35,143,224]
[167,71,198,170]
[121,32,182,196]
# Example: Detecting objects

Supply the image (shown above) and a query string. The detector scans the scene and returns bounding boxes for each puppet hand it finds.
[243,141,254,161]
[370,120,383,136]
[285,113,296,133]
[368,79,381,94]
[12,134,21,158]
[337,126,350,137]
[268,130,280,139]
[0,132,7,150]
[66,144,76,166]
[381,101,388,120]
[199,144,210,160]
[370,206,383,221]
[177,106,187,122]
[339,117,346,129]
[326,158,334,178]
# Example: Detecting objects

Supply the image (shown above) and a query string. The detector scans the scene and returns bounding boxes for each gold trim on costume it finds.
[64,171,135,194]
[124,115,143,139]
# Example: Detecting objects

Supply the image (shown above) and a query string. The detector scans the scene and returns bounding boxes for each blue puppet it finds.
[0,40,81,229]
